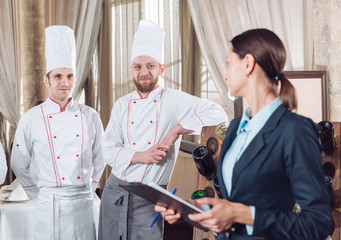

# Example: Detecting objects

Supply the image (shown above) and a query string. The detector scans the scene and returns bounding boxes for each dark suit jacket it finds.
[216,105,332,240]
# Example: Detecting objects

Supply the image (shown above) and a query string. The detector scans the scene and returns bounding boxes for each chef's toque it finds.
[45,25,76,74]
[131,20,164,65]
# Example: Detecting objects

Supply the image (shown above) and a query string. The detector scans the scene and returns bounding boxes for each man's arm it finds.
[169,90,228,135]
[103,102,146,173]
[11,118,38,199]
[130,143,169,165]
[160,124,193,146]
[131,124,192,165]
[90,112,106,193]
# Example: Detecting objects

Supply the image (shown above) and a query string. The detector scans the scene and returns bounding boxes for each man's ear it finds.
[244,53,256,76]
[43,76,50,87]
[160,64,165,76]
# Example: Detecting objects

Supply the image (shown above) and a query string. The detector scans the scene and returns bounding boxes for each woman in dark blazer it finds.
[156,28,332,240]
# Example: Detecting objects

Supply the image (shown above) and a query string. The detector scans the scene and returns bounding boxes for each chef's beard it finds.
[134,75,158,93]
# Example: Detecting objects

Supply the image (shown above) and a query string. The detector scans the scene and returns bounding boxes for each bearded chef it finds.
[98,19,228,240]
[11,25,105,240]
[0,141,7,184]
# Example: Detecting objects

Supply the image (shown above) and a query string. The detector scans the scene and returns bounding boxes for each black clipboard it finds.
[119,181,209,231]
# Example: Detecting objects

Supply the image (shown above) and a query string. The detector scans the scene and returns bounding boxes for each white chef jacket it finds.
[103,86,228,185]
[11,97,105,199]
[0,142,7,184]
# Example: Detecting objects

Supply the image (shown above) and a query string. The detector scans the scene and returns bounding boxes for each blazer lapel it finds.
[231,105,288,192]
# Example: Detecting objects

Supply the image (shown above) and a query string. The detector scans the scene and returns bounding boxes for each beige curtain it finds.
[187,0,313,119]
[98,0,113,129]
[180,0,201,143]
[0,0,21,184]
[97,0,114,188]
[45,0,103,101]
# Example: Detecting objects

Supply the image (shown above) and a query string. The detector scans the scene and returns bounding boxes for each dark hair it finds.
[231,28,297,110]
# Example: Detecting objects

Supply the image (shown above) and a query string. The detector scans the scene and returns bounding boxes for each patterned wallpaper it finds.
[314,0,341,120]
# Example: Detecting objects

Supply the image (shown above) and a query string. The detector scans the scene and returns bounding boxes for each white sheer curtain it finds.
[45,0,103,101]
[0,0,21,148]
[187,0,313,119]
[0,0,20,183]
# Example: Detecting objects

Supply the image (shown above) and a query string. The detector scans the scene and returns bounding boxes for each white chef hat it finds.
[45,25,76,74]
[131,20,165,65]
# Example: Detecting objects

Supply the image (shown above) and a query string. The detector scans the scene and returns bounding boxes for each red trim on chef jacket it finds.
[141,164,149,182]
[128,86,162,146]
[137,91,143,99]
[23,185,35,188]
[195,114,205,125]
[114,148,124,170]
[153,112,159,144]
[140,88,164,182]
[135,86,160,99]
[152,88,163,145]
[41,106,62,187]
[128,86,162,147]
[46,113,63,187]
[78,103,85,186]
[49,97,72,112]
[126,98,132,145]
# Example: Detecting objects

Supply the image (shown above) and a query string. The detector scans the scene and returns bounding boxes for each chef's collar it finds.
[132,85,162,100]
[46,97,74,112]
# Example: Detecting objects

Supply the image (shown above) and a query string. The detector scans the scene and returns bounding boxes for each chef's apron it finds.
[98,174,164,240]
[34,186,96,240]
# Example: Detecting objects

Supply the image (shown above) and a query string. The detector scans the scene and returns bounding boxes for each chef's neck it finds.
[137,85,159,99]
[138,91,149,99]
[50,97,72,112]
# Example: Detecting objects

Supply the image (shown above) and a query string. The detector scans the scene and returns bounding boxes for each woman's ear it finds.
[244,53,256,76]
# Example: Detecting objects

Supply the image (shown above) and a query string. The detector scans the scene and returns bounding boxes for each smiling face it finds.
[44,68,76,105]
[131,56,165,96]
[224,45,249,98]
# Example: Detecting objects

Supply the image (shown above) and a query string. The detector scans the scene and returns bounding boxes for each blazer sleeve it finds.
[253,117,332,240]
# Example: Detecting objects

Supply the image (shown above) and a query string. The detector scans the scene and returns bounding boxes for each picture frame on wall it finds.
[233,71,329,122]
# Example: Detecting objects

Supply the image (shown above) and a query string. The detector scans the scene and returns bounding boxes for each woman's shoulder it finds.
[279,110,318,135]
[282,110,315,125]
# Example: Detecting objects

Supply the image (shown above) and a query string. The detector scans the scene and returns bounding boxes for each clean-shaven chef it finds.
[11,25,105,240]
[98,19,228,240]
